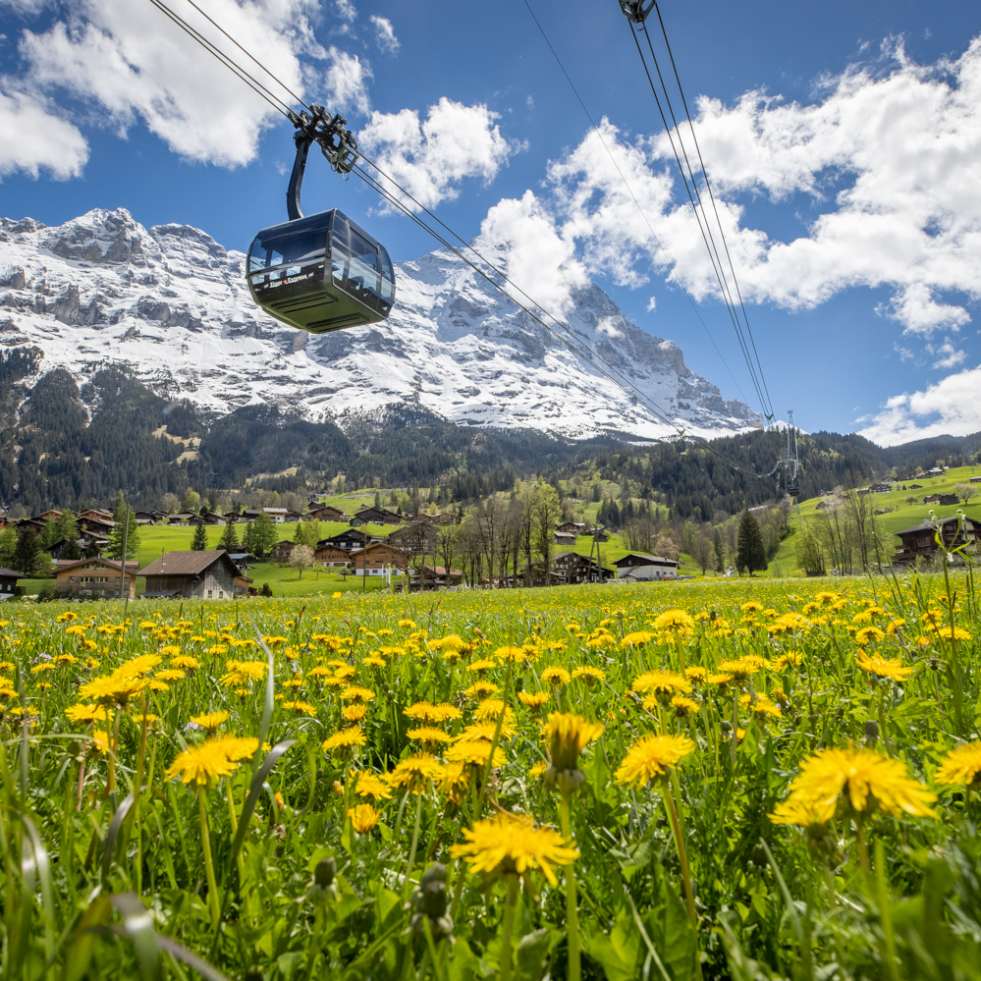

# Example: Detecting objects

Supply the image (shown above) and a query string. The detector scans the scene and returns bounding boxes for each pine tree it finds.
[191,522,208,551]
[252,513,277,558]
[713,527,725,572]
[736,510,767,575]
[107,491,139,560]
[243,521,258,556]
[13,530,40,576]
[218,519,239,552]
[0,528,17,567]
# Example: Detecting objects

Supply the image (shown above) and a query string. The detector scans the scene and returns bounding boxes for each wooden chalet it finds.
[48,536,104,561]
[271,540,297,563]
[166,513,195,525]
[387,521,437,555]
[409,565,463,591]
[553,552,612,584]
[351,543,408,576]
[923,493,959,506]
[554,531,577,546]
[307,504,346,522]
[314,544,352,568]
[894,517,981,565]
[318,528,373,552]
[37,508,64,523]
[556,521,587,535]
[54,558,138,600]
[78,514,115,536]
[0,567,22,600]
[613,553,679,581]
[134,510,160,525]
[140,550,242,599]
[351,506,402,526]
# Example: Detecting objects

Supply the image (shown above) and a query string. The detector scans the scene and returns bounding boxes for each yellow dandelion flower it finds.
[856,650,913,683]
[404,701,463,723]
[450,811,578,886]
[571,666,605,685]
[322,727,366,754]
[190,710,229,732]
[407,726,453,747]
[854,626,885,645]
[770,747,935,826]
[351,770,393,800]
[347,803,380,833]
[518,690,550,710]
[389,753,443,794]
[615,734,695,788]
[620,630,655,649]
[445,739,506,769]
[342,704,367,723]
[935,742,981,787]
[166,735,251,787]
[542,712,603,775]
[631,669,691,697]
[541,666,571,686]
[66,703,108,724]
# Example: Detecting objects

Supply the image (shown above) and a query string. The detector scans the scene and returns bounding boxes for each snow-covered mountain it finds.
[0,208,759,440]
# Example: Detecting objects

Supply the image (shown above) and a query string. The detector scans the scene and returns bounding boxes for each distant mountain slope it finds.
[0,207,759,440]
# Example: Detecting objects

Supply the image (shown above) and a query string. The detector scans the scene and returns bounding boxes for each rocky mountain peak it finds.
[0,208,760,441]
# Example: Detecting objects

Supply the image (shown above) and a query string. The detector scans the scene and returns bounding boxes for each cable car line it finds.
[624,20,772,422]
[141,0,785,488]
[520,0,752,408]
[647,0,772,418]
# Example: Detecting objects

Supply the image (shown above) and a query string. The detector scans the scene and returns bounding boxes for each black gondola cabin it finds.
[247,209,395,333]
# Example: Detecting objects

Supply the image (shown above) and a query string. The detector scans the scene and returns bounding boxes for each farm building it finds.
[409,565,463,590]
[387,521,437,555]
[893,517,981,565]
[318,528,374,551]
[53,558,138,600]
[140,550,242,599]
[307,505,345,521]
[270,540,297,563]
[554,531,577,546]
[613,553,679,581]
[351,506,402,525]
[314,544,352,568]
[0,568,22,600]
[350,543,409,576]
[553,552,612,584]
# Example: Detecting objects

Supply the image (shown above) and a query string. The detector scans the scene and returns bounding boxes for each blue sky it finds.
[1,0,980,443]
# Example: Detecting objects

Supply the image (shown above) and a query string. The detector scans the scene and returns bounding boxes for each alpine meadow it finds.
[3,0,981,978]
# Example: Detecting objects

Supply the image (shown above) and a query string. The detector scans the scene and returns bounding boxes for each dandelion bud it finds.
[314,857,336,889]
[411,863,453,940]
[541,712,603,796]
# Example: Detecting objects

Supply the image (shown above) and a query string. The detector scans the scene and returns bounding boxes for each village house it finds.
[351,543,409,576]
[0,567,21,600]
[554,530,577,546]
[53,558,138,600]
[166,513,195,525]
[613,552,679,581]
[923,493,959,506]
[48,536,104,561]
[37,508,64,524]
[409,565,463,591]
[970,475,981,483]
[134,510,159,526]
[140,550,243,599]
[307,504,346,522]
[318,528,374,552]
[556,521,587,535]
[894,517,981,566]
[351,506,402,526]
[314,543,353,568]
[870,482,892,493]
[387,521,437,555]
[553,552,612,584]
[270,540,297,563]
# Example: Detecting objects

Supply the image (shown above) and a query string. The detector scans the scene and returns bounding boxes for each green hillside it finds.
[769,464,981,575]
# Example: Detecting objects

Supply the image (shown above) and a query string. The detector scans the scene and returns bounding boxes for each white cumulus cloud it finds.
[858,364,981,445]
[17,0,321,167]
[0,87,89,179]
[324,45,371,116]
[359,97,514,209]
[369,15,399,54]
[476,190,588,317]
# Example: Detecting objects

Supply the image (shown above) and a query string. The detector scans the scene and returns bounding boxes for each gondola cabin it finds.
[247,209,395,333]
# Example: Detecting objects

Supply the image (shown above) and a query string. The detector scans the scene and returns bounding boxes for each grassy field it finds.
[768,464,981,576]
[2,571,979,977]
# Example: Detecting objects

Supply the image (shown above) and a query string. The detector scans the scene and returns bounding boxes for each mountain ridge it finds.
[0,206,760,440]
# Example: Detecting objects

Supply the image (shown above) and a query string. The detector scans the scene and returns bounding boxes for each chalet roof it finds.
[896,517,978,537]
[0,567,23,578]
[138,550,234,577]
[613,552,679,566]
[54,558,139,576]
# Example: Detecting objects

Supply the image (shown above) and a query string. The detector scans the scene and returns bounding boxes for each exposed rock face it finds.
[0,207,760,439]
